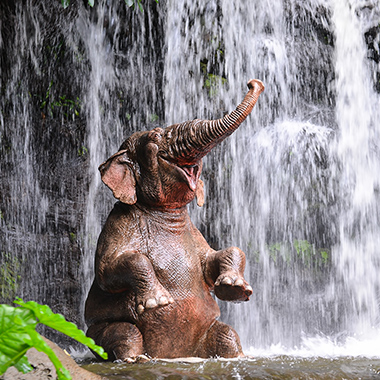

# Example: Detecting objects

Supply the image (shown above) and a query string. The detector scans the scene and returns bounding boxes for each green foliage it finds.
[294,240,314,266]
[320,250,329,265]
[262,240,330,267]
[149,113,159,123]
[61,0,69,8]
[294,240,330,266]
[204,74,227,97]
[124,0,159,12]
[51,95,81,118]
[40,81,81,120]
[40,80,53,110]
[0,299,107,379]
[200,62,227,98]
[69,232,77,243]
[61,0,159,11]
[125,0,143,12]
[267,243,282,263]
[0,253,21,302]
[77,146,88,157]
[294,239,313,258]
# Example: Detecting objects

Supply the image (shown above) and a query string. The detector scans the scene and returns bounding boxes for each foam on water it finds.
[248,329,380,358]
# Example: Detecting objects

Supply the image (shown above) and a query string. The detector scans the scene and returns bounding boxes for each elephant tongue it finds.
[181,165,198,191]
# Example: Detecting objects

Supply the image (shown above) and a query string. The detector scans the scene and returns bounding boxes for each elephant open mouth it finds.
[180,164,199,191]
[159,157,200,191]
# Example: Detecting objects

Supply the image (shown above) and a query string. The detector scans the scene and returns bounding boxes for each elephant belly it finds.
[138,291,220,358]
[86,211,221,358]
[139,249,219,356]
[86,278,220,358]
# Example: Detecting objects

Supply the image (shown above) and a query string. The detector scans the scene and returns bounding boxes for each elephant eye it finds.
[153,127,164,134]
[148,128,163,144]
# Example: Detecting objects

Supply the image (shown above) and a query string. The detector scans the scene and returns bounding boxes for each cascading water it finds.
[0,0,165,341]
[1,0,380,364]
[330,0,380,341]
[164,0,380,354]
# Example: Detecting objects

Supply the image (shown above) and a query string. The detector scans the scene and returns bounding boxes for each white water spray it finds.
[75,5,121,310]
[330,0,380,338]
[164,0,380,354]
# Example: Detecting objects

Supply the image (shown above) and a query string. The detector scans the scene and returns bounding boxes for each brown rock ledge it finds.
[0,337,107,380]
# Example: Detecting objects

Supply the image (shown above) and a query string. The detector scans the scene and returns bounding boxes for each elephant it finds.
[85,79,265,362]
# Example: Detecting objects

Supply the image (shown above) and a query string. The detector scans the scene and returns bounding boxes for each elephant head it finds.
[100,79,264,209]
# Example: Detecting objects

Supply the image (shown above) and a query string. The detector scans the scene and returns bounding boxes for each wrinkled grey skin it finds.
[85,79,265,362]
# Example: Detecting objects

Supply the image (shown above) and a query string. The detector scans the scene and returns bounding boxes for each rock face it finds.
[0,0,164,347]
[0,338,105,380]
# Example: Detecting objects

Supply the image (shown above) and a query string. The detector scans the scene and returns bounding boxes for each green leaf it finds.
[320,250,329,264]
[61,0,70,9]
[88,0,94,6]
[13,355,33,374]
[25,328,71,380]
[0,299,107,378]
[0,304,36,375]
[14,299,107,360]
[125,0,134,7]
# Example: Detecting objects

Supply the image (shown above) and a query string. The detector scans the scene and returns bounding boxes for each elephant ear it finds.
[99,150,137,205]
[195,179,204,207]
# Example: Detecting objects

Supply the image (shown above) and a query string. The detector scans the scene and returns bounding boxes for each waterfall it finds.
[330,0,380,338]
[1,0,380,354]
[0,0,164,340]
[164,0,380,352]
[74,4,123,319]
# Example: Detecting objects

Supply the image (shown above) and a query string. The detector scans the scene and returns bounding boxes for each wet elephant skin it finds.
[85,79,265,361]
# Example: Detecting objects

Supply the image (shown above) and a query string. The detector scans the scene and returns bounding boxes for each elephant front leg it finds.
[205,247,253,302]
[195,320,244,358]
[87,321,147,362]
[97,252,174,315]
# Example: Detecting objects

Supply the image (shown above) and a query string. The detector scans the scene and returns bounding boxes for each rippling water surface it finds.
[78,334,380,379]
[81,356,380,380]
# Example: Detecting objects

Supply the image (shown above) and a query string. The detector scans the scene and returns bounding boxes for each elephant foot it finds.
[87,322,144,362]
[136,284,174,315]
[121,354,151,364]
[214,271,253,302]
[195,320,244,358]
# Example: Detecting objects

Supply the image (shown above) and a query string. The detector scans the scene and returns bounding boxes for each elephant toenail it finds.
[145,298,158,309]
[137,304,145,314]
[235,279,244,287]
[158,296,168,305]
[136,354,150,363]
[221,277,232,285]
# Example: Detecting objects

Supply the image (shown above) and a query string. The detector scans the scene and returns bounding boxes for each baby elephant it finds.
[85,79,265,361]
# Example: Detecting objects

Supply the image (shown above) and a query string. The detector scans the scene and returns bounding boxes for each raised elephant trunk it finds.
[162,79,264,164]
[88,81,261,362]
